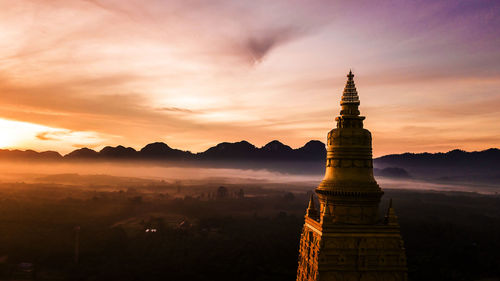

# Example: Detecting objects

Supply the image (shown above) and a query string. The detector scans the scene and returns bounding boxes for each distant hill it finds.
[375,148,500,168]
[0,149,62,160]
[199,140,260,160]
[101,145,137,159]
[65,147,100,159]
[140,142,191,160]
[374,148,500,184]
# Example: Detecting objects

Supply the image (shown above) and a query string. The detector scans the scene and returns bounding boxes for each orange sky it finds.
[1,0,499,156]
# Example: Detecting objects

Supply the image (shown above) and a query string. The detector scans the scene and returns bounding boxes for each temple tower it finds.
[296,71,407,281]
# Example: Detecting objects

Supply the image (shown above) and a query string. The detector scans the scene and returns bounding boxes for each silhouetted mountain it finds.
[199,141,259,160]
[100,145,138,159]
[374,148,500,184]
[39,151,63,159]
[140,142,192,160]
[262,140,292,152]
[65,148,99,159]
[375,148,500,168]
[296,140,326,161]
[0,149,62,161]
[261,140,294,160]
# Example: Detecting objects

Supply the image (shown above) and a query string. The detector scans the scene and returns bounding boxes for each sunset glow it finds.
[0,118,105,151]
[0,119,41,148]
[1,0,499,156]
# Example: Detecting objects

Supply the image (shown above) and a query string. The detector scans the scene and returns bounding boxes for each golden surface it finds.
[296,71,408,281]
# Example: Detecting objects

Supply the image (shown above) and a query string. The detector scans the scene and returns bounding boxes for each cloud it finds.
[157,107,197,114]
[36,132,61,141]
[35,130,104,143]
[240,27,304,64]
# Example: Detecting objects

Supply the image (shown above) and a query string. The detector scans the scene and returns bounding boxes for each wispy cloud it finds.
[157,107,197,114]
[36,132,60,141]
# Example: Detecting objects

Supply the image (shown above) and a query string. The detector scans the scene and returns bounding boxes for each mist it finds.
[0,160,497,194]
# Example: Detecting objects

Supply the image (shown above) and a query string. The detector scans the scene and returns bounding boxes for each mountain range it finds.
[375,148,500,184]
[1,141,499,184]
[0,140,326,162]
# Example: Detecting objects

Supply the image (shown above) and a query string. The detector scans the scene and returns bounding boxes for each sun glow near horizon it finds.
[0,118,107,153]
[0,118,49,149]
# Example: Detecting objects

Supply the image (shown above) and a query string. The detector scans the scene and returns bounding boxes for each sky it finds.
[0,0,499,157]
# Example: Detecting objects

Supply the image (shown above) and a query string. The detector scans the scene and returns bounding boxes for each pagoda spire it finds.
[341,70,360,105]
[336,70,364,127]
[306,194,318,218]
[384,198,399,225]
[296,70,407,281]
[320,69,381,225]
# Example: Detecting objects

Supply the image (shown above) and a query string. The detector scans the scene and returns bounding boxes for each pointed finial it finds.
[306,194,318,219]
[384,198,399,225]
[308,194,316,211]
[341,70,359,105]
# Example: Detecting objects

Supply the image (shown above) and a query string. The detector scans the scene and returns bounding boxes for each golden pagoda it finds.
[296,71,408,281]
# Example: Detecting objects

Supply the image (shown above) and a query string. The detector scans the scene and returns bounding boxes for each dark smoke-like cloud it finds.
[242,27,304,64]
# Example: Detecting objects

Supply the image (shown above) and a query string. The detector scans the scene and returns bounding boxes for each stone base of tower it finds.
[297,217,408,281]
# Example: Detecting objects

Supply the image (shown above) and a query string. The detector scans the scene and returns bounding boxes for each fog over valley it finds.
[0,161,497,195]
